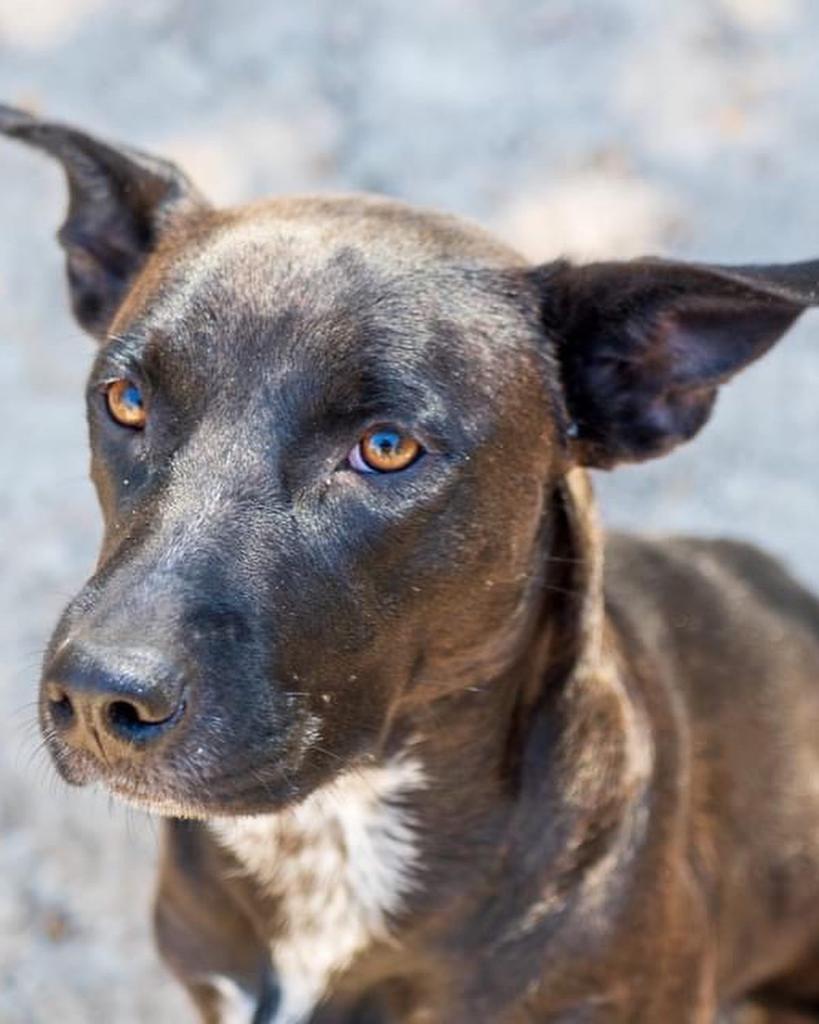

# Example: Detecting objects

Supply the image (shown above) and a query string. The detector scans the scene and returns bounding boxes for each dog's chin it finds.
[46,739,341,819]
[104,781,285,820]
[105,774,310,819]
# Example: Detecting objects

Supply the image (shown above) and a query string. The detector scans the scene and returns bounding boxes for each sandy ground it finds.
[1,1,818,1020]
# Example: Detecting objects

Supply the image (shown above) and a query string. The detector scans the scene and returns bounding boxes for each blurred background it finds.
[1,0,818,1020]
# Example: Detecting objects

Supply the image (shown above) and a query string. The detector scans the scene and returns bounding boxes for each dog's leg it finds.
[154,820,275,1023]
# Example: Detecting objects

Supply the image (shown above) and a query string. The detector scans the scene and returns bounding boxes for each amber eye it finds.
[349,427,423,474]
[105,379,146,429]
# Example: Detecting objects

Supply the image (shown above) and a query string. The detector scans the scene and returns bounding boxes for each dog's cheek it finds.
[276,618,416,752]
[89,449,119,528]
[410,468,554,683]
[88,439,153,560]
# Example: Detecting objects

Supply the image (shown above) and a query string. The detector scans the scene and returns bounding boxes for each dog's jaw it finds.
[210,752,426,1023]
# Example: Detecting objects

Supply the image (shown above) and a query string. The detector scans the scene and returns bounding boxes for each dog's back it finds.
[607,533,819,1006]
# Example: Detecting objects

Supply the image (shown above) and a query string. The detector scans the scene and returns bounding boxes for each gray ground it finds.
[1,0,818,1020]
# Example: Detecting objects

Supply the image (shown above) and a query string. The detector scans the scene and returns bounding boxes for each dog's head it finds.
[3,106,816,816]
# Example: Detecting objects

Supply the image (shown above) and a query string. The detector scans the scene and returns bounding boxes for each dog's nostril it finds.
[107,699,146,730]
[105,696,184,740]
[103,696,186,745]
[47,687,75,730]
[43,644,187,754]
[50,688,75,729]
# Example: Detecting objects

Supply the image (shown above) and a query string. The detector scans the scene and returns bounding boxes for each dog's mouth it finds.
[105,775,302,820]
[105,779,222,820]
[51,752,308,819]
[42,713,344,819]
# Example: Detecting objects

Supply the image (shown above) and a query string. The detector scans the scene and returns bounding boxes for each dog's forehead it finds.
[112,195,539,396]
[202,194,527,269]
[149,195,525,316]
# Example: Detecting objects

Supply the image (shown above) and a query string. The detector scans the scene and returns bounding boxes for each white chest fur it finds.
[211,757,425,1024]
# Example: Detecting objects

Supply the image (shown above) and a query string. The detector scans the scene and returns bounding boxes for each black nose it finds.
[43,642,186,762]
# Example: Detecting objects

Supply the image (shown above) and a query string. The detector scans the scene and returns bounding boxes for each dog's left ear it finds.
[0,104,205,340]
[535,257,819,468]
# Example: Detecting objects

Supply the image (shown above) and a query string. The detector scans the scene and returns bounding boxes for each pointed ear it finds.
[0,104,205,339]
[533,257,819,468]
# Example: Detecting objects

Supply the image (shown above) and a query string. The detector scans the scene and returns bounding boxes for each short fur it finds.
[3,104,819,1023]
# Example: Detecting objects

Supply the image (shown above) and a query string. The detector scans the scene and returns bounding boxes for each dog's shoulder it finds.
[676,535,819,639]
[605,531,819,647]
[603,530,819,758]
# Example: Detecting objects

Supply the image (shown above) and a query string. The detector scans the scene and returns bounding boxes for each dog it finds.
[3,104,819,1024]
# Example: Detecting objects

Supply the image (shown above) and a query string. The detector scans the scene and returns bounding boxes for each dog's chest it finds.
[211,758,424,1024]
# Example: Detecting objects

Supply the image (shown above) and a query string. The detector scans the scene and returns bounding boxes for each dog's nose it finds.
[43,642,186,761]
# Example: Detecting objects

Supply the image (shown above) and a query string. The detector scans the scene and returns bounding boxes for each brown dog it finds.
[3,105,819,1024]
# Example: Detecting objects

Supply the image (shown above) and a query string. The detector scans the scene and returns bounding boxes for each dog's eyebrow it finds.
[91,331,163,383]
[104,331,144,357]
[275,373,450,449]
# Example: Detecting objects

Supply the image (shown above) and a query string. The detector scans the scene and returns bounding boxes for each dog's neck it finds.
[212,471,655,1021]
[374,473,655,1013]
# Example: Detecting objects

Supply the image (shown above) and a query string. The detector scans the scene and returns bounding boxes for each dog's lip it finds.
[47,753,255,817]
[105,775,303,819]
[100,741,369,818]
[45,742,105,787]
[51,742,368,818]
[105,781,219,820]
[101,754,309,815]
[43,710,344,815]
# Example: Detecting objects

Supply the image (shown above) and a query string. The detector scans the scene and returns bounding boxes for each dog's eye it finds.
[105,379,146,429]
[348,427,423,474]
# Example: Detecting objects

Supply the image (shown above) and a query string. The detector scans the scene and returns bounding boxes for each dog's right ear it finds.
[0,104,205,340]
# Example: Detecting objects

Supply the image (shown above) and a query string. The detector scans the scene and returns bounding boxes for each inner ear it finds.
[0,104,206,339]
[533,257,819,468]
